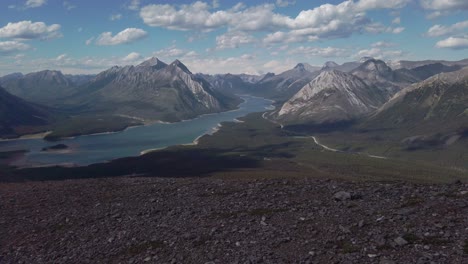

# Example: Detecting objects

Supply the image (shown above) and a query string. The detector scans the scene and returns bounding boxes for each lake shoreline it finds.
[1,96,273,168]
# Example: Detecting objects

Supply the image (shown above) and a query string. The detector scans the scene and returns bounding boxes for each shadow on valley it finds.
[283,120,356,134]
[1,148,261,182]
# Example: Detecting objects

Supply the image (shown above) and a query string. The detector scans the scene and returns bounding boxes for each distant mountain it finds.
[0,70,76,105]
[388,58,468,70]
[136,57,168,69]
[64,74,96,86]
[362,67,468,149]
[199,73,254,96]
[321,61,361,72]
[351,59,420,100]
[68,58,239,122]
[238,74,266,84]
[295,63,321,73]
[0,86,51,137]
[407,63,462,81]
[274,70,386,124]
[254,64,320,100]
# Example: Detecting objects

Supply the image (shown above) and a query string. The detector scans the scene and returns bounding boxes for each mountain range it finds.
[0,85,52,137]
[1,56,467,141]
[66,58,239,122]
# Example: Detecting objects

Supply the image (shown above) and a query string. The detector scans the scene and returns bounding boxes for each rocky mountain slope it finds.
[198,73,254,96]
[254,63,320,100]
[0,70,77,105]
[0,86,51,137]
[358,67,468,150]
[389,58,468,70]
[351,59,420,100]
[1,176,467,263]
[275,70,386,124]
[321,60,361,72]
[68,58,239,122]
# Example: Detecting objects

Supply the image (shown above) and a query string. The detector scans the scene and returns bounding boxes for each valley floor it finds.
[1,112,468,263]
[1,176,467,263]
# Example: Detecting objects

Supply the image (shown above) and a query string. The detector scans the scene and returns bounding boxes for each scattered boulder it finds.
[334,191,351,201]
[394,236,408,246]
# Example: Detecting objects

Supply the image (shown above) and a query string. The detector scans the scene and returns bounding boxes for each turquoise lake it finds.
[0,96,273,167]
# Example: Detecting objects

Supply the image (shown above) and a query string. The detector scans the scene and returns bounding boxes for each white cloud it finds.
[435,36,468,49]
[25,0,46,9]
[276,0,296,7]
[63,1,76,10]
[123,52,142,62]
[371,41,396,48]
[140,0,410,44]
[356,0,410,11]
[152,46,186,57]
[109,14,123,21]
[215,32,255,49]
[127,0,140,11]
[95,28,148,46]
[140,2,230,31]
[357,47,404,59]
[0,21,61,40]
[392,17,401,24]
[56,53,67,61]
[420,0,468,11]
[392,27,405,34]
[85,37,94,45]
[212,0,220,8]
[426,20,468,37]
[0,41,31,55]
[287,46,351,58]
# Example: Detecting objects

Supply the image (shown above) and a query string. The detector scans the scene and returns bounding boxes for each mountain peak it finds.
[137,57,167,69]
[360,56,374,63]
[294,63,306,71]
[169,59,192,74]
[323,61,339,68]
[357,59,392,73]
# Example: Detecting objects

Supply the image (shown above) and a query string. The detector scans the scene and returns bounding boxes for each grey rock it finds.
[334,191,351,201]
[394,236,408,246]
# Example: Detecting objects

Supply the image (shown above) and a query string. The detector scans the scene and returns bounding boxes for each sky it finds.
[0,0,467,76]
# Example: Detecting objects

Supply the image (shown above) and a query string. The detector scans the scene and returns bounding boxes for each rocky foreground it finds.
[1,176,467,263]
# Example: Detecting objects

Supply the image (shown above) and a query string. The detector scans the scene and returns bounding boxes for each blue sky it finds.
[0,0,467,75]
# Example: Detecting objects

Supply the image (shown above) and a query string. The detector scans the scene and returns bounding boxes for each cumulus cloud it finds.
[421,0,468,18]
[356,0,410,11]
[420,0,468,11]
[127,0,140,11]
[25,0,46,9]
[0,41,31,55]
[426,20,468,37]
[85,37,94,45]
[109,14,123,21]
[391,27,405,34]
[287,46,351,58]
[63,1,76,10]
[357,47,404,59]
[152,47,187,58]
[95,28,148,46]
[276,0,296,7]
[371,41,396,48]
[140,2,230,31]
[140,0,410,44]
[123,52,142,62]
[0,21,62,40]
[435,36,468,49]
[215,32,255,49]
